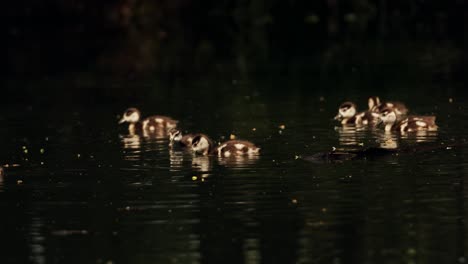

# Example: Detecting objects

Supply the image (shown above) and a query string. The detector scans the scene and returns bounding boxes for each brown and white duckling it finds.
[119,108,178,134]
[378,106,438,132]
[368,96,409,117]
[169,129,196,147]
[191,134,260,157]
[334,102,375,125]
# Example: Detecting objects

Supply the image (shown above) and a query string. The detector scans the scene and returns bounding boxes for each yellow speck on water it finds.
[407,248,417,256]
[279,124,286,130]
[192,176,198,181]
[77,154,81,158]
[17,180,23,185]
[40,148,45,154]
[23,149,28,154]
[321,208,327,213]
[230,134,236,140]
[449,98,453,103]
[22,146,26,150]
[292,199,298,204]
[252,128,257,131]
[294,155,301,160]
[358,142,364,146]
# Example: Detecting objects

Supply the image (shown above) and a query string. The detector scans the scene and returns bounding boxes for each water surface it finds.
[1,75,467,264]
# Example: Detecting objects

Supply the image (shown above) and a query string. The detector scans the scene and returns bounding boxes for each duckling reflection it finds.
[217,154,260,168]
[376,132,399,149]
[191,156,213,179]
[401,130,438,143]
[335,125,367,148]
[169,148,186,172]
[121,134,142,149]
[120,134,142,161]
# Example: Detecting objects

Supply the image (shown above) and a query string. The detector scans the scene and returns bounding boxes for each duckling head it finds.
[191,135,212,155]
[119,108,141,124]
[378,106,397,125]
[169,129,183,142]
[368,96,381,111]
[335,102,357,120]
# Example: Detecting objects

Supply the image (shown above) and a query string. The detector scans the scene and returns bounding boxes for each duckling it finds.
[119,108,178,135]
[368,96,409,117]
[169,129,195,147]
[378,106,438,132]
[191,134,260,157]
[334,102,376,125]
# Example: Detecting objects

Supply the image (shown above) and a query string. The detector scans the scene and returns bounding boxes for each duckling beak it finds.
[334,114,342,120]
[118,118,126,124]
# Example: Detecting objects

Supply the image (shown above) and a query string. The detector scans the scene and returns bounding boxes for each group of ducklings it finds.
[119,108,260,157]
[334,96,438,132]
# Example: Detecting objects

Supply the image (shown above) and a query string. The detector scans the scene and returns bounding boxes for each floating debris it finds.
[279,124,286,130]
[192,176,198,181]
[230,134,236,140]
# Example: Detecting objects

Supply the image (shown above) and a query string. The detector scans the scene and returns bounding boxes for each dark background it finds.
[5,0,467,74]
[4,0,468,105]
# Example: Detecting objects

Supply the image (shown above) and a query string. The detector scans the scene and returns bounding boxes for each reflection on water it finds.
[401,130,439,143]
[0,78,467,264]
[217,155,260,169]
[335,123,439,150]
[191,156,213,180]
[335,125,368,148]
[376,132,399,149]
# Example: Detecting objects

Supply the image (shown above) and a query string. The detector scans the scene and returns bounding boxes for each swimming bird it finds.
[378,106,437,132]
[191,134,260,157]
[334,102,376,125]
[119,108,178,135]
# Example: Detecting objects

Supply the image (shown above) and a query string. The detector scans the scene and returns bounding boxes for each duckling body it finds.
[215,140,261,157]
[379,106,437,132]
[191,134,260,157]
[119,108,178,135]
[395,116,438,132]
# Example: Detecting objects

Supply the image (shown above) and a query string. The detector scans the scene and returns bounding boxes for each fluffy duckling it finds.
[368,96,409,117]
[169,129,196,147]
[334,102,375,125]
[191,134,260,157]
[378,106,437,132]
[119,108,178,134]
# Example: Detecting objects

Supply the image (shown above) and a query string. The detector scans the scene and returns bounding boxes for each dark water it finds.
[1,75,468,264]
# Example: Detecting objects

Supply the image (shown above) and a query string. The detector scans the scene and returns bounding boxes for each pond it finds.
[1,72,467,264]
